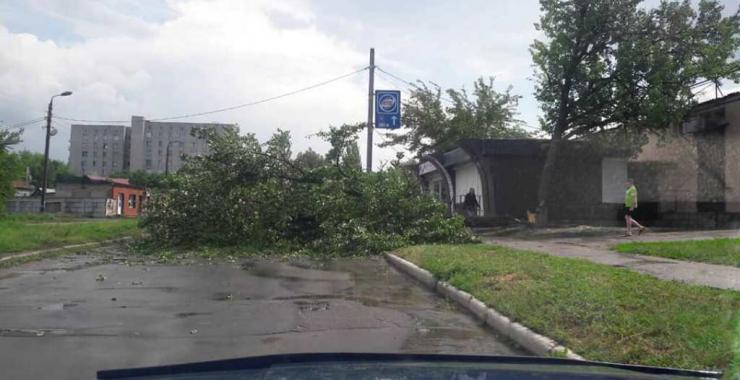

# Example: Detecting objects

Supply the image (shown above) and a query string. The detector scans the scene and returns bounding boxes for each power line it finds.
[53,116,128,123]
[53,66,369,124]
[376,66,455,104]
[1,116,47,130]
[373,128,406,155]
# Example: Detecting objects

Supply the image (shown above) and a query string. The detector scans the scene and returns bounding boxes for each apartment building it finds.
[69,116,237,176]
[68,124,130,176]
[129,116,235,173]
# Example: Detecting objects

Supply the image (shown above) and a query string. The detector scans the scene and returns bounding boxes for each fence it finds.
[6,197,108,218]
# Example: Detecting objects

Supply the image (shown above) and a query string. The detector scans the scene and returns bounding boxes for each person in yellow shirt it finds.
[624,178,645,236]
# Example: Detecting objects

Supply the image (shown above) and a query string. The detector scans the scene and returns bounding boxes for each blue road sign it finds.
[375,90,401,129]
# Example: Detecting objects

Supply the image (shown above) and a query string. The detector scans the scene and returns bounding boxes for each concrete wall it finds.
[724,102,740,212]
[601,158,627,203]
[632,133,698,212]
[7,198,107,218]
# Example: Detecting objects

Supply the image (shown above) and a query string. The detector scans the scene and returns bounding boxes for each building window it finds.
[102,161,107,167]
[81,161,86,168]
[128,194,136,209]
[102,152,107,158]
[81,151,88,157]
[158,140,163,147]
[145,159,152,169]
[93,160,97,167]
[112,161,118,168]
[103,143,108,149]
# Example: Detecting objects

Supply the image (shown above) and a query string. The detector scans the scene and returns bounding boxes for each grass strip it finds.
[0,216,140,254]
[613,238,739,267]
[396,244,739,374]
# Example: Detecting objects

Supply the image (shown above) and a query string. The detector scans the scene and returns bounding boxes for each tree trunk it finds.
[536,78,572,226]
[536,124,565,226]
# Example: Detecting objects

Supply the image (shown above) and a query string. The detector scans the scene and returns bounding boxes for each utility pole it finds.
[40,91,72,212]
[366,48,375,172]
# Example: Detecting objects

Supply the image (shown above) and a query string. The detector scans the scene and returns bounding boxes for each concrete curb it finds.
[385,252,584,360]
[0,237,133,263]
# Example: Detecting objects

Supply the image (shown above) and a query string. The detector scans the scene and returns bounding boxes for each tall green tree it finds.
[12,151,72,189]
[294,148,326,170]
[0,129,23,215]
[530,0,739,222]
[382,77,529,156]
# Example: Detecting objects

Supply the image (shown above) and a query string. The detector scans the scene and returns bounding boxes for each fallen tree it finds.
[140,125,473,255]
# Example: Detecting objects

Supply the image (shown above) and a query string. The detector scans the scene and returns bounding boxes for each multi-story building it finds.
[69,116,237,176]
[128,116,235,173]
[68,124,130,176]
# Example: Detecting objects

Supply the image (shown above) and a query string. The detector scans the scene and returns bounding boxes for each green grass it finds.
[0,215,140,254]
[614,238,740,267]
[396,244,740,374]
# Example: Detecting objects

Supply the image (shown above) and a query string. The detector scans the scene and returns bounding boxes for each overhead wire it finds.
[52,66,369,124]
[1,117,47,130]
[376,66,456,104]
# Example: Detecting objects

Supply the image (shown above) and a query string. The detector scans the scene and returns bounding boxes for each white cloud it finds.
[0,0,400,169]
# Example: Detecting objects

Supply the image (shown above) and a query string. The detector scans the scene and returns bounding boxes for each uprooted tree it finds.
[141,125,473,255]
[531,0,740,223]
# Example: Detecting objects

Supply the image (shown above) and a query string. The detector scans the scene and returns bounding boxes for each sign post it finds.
[374,90,401,130]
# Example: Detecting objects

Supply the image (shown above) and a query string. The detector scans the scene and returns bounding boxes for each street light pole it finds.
[40,91,72,212]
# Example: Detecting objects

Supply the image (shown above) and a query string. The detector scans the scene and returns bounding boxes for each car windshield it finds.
[0,1,738,379]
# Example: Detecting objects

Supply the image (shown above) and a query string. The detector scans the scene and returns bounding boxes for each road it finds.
[0,245,524,379]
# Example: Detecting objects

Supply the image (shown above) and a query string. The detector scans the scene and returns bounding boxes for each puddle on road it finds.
[0,328,68,337]
[175,312,213,318]
[295,300,330,313]
[212,292,233,301]
[37,302,78,311]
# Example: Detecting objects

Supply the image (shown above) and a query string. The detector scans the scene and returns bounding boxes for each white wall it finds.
[455,162,483,212]
[601,157,627,203]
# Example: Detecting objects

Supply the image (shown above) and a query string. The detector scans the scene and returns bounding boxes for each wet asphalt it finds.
[0,245,525,379]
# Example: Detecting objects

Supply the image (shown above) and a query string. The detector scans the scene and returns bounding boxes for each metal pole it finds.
[366,48,375,172]
[40,98,53,212]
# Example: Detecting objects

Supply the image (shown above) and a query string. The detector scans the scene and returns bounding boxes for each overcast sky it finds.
[0,0,737,168]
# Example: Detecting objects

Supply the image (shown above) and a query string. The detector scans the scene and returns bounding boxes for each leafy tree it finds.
[530,0,739,222]
[11,151,72,189]
[0,129,23,215]
[1,129,22,152]
[383,77,529,156]
[294,148,326,170]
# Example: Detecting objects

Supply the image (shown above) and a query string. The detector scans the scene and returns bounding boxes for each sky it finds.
[0,0,737,168]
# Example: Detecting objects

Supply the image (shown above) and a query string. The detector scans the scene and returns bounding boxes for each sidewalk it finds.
[479,227,740,291]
